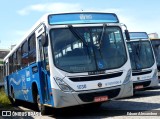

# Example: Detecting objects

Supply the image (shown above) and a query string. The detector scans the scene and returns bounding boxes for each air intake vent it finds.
[132,70,152,76]
[69,72,123,82]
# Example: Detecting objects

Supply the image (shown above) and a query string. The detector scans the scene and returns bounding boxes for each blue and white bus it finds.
[126,32,159,91]
[3,12,133,114]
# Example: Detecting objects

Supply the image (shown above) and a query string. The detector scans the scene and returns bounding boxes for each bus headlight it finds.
[123,69,132,84]
[55,77,74,92]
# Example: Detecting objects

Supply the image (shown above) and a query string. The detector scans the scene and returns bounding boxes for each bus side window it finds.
[0,66,3,80]
[3,63,5,77]
[28,33,36,64]
[17,47,22,70]
[13,52,17,72]
[22,41,29,68]
[9,55,13,74]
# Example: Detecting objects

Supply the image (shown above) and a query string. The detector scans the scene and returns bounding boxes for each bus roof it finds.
[129,32,149,40]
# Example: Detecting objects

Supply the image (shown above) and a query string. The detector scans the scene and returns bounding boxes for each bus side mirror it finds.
[125,30,130,41]
[41,33,48,47]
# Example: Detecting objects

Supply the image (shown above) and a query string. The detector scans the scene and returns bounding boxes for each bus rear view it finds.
[127,32,159,91]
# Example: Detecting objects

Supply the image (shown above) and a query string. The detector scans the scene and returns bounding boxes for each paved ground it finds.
[1,85,160,119]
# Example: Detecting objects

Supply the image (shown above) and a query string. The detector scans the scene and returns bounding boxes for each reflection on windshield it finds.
[151,40,160,68]
[50,26,127,73]
[127,41,154,70]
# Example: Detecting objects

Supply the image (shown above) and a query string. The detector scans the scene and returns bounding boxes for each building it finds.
[148,33,159,39]
[0,49,10,82]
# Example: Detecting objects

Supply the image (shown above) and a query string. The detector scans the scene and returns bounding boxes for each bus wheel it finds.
[36,93,46,115]
[9,88,17,106]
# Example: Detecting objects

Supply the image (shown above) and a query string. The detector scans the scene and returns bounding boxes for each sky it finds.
[0,0,160,49]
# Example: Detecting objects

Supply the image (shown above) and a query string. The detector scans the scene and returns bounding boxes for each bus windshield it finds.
[127,41,154,70]
[50,26,127,73]
[151,40,160,69]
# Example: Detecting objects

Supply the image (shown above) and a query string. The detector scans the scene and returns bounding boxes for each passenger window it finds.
[3,63,5,77]
[9,56,13,74]
[17,47,22,70]
[28,34,36,64]
[22,41,28,68]
[13,52,17,72]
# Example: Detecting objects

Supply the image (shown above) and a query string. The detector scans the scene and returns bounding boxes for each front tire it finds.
[9,87,17,106]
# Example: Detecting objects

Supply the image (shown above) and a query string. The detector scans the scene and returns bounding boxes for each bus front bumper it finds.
[133,77,159,90]
[52,80,133,108]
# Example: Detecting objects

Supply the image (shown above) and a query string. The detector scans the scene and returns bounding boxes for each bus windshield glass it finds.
[151,40,160,68]
[127,41,154,70]
[50,26,127,73]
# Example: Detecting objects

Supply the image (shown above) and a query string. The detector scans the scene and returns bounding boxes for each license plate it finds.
[94,96,108,102]
[135,85,143,89]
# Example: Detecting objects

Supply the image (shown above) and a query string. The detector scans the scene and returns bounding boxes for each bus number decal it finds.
[77,84,87,89]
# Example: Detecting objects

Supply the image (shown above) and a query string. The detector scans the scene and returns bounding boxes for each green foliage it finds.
[0,88,11,107]
[0,61,3,64]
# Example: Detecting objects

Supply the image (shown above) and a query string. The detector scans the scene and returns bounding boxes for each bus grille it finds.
[78,88,120,102]
[132,70,152,76]
[133,81,151,88]
[69,72,123,82]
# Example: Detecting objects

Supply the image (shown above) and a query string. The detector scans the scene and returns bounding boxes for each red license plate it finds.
[135,85,143,89]
[94,96,108,102]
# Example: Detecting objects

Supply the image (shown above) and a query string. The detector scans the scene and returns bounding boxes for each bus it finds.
[126,32,159,92]
[150,38,160,77]
[3,12,133,114]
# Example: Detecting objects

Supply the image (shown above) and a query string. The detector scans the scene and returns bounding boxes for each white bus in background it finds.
[126,32,159,92]
[3,12,133,114]
[150,38,160,78]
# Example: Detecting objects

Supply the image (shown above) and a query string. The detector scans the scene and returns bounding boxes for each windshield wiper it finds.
[135,41,142,70]
[99,24,106,48]
[68,25,88,46]
[136,40,142,60]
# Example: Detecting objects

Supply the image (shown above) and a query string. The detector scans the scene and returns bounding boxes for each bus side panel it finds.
[28,62,42,103]
[7,64,40,102]
[6,62,54,106]
[8,72,20,99]
[16,63,42,103]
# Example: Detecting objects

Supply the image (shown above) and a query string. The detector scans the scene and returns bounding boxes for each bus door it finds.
[38,34,50,103]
